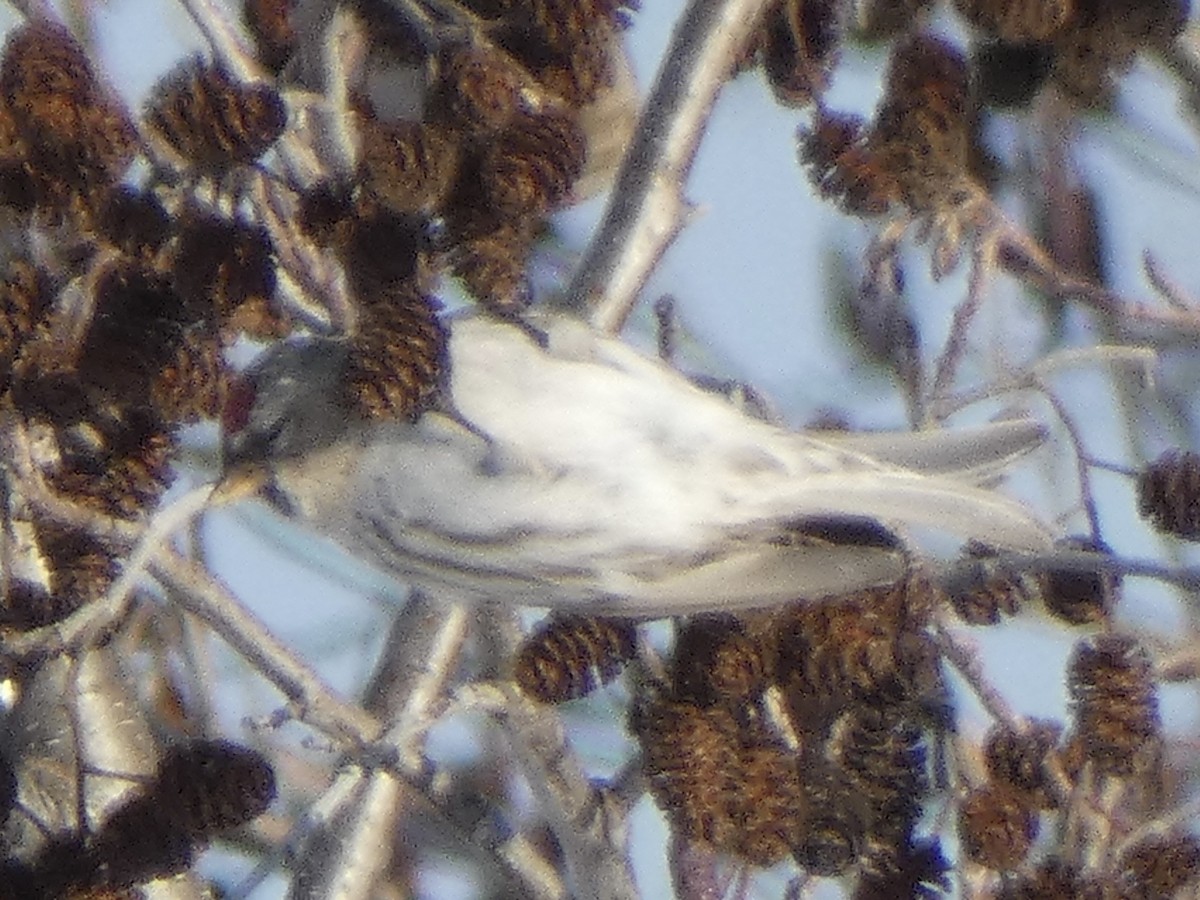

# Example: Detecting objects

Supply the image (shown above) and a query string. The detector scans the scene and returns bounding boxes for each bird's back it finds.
[334,315,1051,612]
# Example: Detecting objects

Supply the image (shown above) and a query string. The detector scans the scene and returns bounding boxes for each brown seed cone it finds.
[947,539,1034,625]
[793,760,866,876]
[0,259,54,390]
[85,740,275,889]
[514,613,637,703]
[297,182,355,247]
[518,0,617,54]
[146,740,277,837]
[172,212,277,323]
[0,98,36,214]
[530,35,615,107]
[1067,634,1160,777]
[338,205,426,299]
[996,859,1107,900]
[1043,0,1186,110]
[1049,16,1136,107]
[729,741,807,866]
[1138,450,1200,540]
[671,614,767,709]
[958,784,1039,871]
[222,295,293,341]
[244,0,298,74]
[93,186,172,261]
[491,0,621,104]
[71,261,192,407]
[36,518,118,613]
[1,578,85,632]
[451,217,536,315]
[1117,833,1200,899]
[359,118,461,215]
[144,57,286,174]
[631,695,745,850]
[634,693,808,866]
[346,286,445,420]
[1039,535,1116,625]
[798,109,898,216]
[0,21,136,197]
[759,0,842,108]
[973,40,1055,109]
[49,407,178,519]
[430,43,525,136]
[873,33,975,214]
[151,330,225,423]
[853,836,950,900]
[953,0,1074,43]
[479,110,586,217]
[768,576,941,731]
[827,705,928,846]
[855,0,937,41]
[983,720,1063,810]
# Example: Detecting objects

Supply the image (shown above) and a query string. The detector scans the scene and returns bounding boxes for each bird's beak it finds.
[211,462,272,504]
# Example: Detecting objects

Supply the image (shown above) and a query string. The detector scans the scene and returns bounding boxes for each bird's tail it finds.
[806,418,1047,483]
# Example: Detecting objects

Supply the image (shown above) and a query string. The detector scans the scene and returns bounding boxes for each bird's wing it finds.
[328,314,1053,612]
[595,542,910,615]
[339,418,918,614]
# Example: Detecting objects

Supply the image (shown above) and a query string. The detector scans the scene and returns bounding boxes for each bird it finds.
[220,312,1054,615]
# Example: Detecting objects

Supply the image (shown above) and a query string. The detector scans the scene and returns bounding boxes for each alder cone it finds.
[244,0,298,73]
[671,614,767,708]
[759,0,842,107]
[958,785,1038,871]
[172,212,278,329]
[144,58,286,173]
[514,613,637,703]
[0,21,136,198]
[347,288,446,421]
[983,720,1061,809]
[1137,450,1200,540]
[479,110,586,217]
[1117,834,1200,899]
[1067,634,1160,777]
[432,44,524,136]
[874,33,974,213]
[359,119,460,215]
[953,0,1073,43]
[94,187,171,259]
[729,741,807,866]
[631,696,744,850]
[451,218,535,314]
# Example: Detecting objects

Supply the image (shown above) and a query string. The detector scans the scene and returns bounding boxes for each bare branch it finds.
[573,0,772,334]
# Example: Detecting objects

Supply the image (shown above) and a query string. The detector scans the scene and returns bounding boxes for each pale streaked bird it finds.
[220,313,1053,615]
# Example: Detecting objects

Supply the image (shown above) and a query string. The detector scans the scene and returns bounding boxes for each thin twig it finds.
[151,549,383,743]
[931,345,1156,420]
[177,0,262,81]
[1039,388,1102,542]
[458,682,640,900]
[572,0,772,334]
[928,233,993,411]
[933,623,1020,729]
[1143,249,1196,311]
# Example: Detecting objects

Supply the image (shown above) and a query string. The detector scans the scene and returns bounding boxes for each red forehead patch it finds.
[222,376,256,436]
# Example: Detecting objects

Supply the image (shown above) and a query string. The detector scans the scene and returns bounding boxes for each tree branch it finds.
[571,0,772,334]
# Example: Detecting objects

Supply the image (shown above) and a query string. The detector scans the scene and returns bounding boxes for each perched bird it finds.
[221,313,1052,615]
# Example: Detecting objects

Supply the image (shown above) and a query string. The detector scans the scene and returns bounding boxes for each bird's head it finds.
[220,338,355,499]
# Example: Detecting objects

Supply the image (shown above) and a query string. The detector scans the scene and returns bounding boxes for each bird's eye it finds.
[221,376,258,437]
